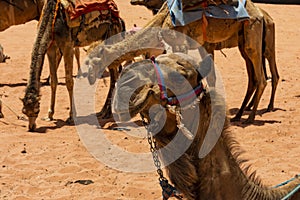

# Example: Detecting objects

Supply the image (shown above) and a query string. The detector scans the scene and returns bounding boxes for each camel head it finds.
[113,53,212,132]
[86,45,114,84]
[21,92,40,132]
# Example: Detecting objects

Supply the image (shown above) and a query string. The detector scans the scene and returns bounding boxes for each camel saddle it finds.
[181,0,239,11]
[60,0,120,27]
[167,0,249,26]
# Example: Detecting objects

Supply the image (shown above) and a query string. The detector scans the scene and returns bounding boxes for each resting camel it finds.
[21,0,125,131]
[112,52,300,200]
[130,0,279,118]
[86,0,268,124]
[0,0,81,84]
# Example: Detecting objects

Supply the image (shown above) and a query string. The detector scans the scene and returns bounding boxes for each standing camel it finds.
[112,52,300,200]
[86,0,267,123]
[21,0,125,131]
[0,0,81,84]
[130,0,279,119]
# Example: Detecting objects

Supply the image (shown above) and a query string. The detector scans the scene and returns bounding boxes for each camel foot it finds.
[42,116,53,122]
[230,116,241,122]
[242,116,255,124]
[267,104,274,112]
[28,123,36,132]
[96,109,113,119]
[245,105,252,111]
[0,112,4,118]
[66,117,74,125]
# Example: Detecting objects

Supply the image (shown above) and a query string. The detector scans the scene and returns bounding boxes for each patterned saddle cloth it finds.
[60,0,120,27]
[167,0,249,26]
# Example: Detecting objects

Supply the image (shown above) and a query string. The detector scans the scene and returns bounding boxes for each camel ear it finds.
[197,54,213,79]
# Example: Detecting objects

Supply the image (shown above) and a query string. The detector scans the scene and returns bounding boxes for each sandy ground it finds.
[0,1,300,199]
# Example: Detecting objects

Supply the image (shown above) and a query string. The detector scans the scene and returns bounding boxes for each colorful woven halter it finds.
[150,56,204,106]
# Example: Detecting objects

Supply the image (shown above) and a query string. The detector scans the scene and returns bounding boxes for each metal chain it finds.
[141,114,165,180]
[141,114,183,200]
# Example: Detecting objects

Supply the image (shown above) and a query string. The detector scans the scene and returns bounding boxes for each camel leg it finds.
[243,20,266,123]
[231,44,257,122]
[97,67,119,119]
[74,47,82,76]
[0,98,3,118]
[244,55,266,111]
[245,11,279,113]
[201,43,216,87]
[232,11,266,123]
[44,44,62,121]
[63,46,75,124]
[264,19,279,112]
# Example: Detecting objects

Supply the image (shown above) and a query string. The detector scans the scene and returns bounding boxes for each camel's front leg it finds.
[63,46,75,124]
[44,44,62,121]
[97,66,119,119]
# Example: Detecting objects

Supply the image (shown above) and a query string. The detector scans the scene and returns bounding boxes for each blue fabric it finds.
[167,0,250,26]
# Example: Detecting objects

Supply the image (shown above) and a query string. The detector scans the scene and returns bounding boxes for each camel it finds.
[21,0,125,131]
[112,52,300,200]
[130,0,279,118]
[0,0,81,84]
[86,0,269,124]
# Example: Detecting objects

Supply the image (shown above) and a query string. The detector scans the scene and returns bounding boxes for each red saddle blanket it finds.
[65,0,120,20]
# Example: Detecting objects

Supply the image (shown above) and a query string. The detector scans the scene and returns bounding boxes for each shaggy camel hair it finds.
[21,0,125,131]
[130,0,279,120]
[0,0,81,84]
[113,52,300,200]
[86,0,269,124]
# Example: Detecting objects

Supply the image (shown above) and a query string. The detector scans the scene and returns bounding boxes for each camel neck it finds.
[163,93,300,199]
[25,0,54,97]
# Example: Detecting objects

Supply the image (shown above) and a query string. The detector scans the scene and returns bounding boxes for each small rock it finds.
[21,148,27,154]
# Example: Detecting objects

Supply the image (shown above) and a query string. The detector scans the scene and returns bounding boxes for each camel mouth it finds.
[114,86,154,122]
[28,117,37,132]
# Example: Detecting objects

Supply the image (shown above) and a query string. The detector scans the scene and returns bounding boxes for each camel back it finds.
[60,0,121,27]
[180,0,239,11]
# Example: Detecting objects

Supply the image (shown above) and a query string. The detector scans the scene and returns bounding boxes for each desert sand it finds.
[0,1,300,199]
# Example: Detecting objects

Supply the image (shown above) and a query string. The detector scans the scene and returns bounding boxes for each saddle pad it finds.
[181,0,239,12]
[167,0,249,26]
[63,0,120,20]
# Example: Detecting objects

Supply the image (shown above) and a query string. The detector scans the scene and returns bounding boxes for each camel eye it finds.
[22,108,27,114]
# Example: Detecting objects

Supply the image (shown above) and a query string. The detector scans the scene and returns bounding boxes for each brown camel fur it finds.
[0,0,81,84]
[21,0,125,131]
[130,0,279,119]
[112,52,300,200]
[86,1,267,124]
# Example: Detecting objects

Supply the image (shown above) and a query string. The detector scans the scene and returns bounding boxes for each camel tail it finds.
[26,0,56,95]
